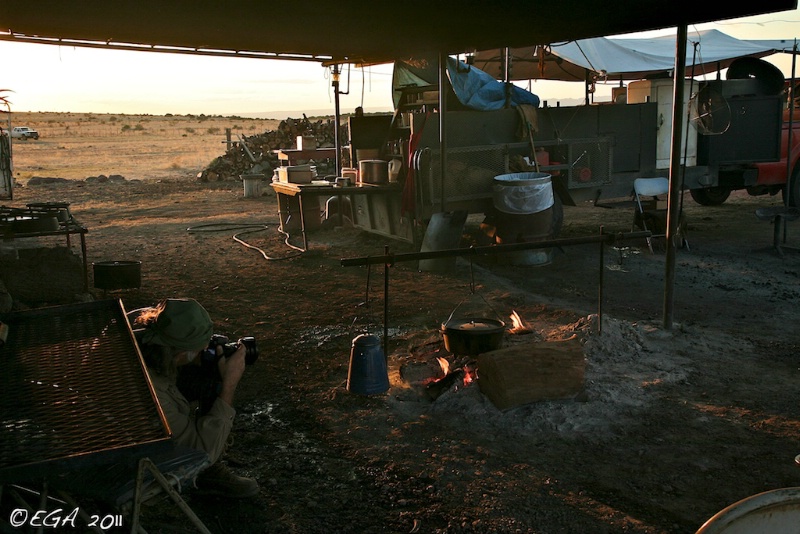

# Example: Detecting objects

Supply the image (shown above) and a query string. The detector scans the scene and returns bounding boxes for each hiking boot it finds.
[194,462,259,498]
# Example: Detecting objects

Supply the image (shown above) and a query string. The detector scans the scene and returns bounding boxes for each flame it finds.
[509,310,532,334]
[463,364,476,385]
[437,357,450,377]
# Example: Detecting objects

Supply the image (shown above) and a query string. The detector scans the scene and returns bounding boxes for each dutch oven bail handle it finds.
[444,252,504,325]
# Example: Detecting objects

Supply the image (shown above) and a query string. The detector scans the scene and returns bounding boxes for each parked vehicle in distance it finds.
[10,126,39,140]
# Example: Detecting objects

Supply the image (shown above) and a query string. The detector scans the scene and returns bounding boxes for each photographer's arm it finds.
[217,344,246,407]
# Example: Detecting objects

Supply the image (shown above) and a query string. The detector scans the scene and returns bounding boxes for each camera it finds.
[177,334,260,415]
[205,334,259,366]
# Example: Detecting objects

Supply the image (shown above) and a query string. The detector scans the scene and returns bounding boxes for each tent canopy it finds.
[0,2,797,64]
[472,29,799,82]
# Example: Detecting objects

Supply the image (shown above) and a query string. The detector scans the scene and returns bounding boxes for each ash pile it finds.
[199,115,345,182]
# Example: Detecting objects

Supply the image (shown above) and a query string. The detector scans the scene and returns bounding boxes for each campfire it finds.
[425,356,477,401]
[508,310,533,335]
[396,309,586,410]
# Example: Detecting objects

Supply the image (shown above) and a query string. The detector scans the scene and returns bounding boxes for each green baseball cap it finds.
[142,298,213,350]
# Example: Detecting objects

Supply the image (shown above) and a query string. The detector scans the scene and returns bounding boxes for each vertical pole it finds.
[504,47,512,108]
[598,226,604,335]
[663,25,688,330]
[784,40,797,211]
[332,64,342,178]
[439,51,448,212]
[383,245,390,361]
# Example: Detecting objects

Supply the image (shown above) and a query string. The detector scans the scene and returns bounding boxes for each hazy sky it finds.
[1,8,799,117]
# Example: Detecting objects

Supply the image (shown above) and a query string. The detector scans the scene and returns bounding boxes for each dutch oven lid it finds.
[442,318,505,333]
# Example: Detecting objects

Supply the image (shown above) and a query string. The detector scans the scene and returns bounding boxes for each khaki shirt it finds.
[150,373,235,464]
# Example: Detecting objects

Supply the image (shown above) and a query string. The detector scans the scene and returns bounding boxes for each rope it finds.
[186,222,303,260]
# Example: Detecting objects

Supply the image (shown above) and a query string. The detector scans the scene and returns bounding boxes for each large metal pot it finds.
[358,159,388,184]
[93,260,142,290]
[440,317,505,356]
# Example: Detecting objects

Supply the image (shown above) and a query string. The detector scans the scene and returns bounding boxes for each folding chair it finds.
[632,177,688,253]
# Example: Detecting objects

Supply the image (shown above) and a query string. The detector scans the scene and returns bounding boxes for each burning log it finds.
[422,357,477,401]
[477,338,585,410]
[426,369,465,401]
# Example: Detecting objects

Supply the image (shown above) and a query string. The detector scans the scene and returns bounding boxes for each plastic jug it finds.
[388,158,402,183]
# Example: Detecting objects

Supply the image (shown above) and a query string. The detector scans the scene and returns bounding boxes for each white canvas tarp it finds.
[473,29,797,81]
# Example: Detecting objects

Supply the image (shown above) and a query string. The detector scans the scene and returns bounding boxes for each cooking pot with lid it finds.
[440,317,505,356]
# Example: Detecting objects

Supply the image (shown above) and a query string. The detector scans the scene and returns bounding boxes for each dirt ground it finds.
[2,171,799,534]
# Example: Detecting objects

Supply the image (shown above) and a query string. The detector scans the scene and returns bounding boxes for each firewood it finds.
[477,339,585,410]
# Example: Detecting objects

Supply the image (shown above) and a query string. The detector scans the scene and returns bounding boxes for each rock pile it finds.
[200,115,346,182]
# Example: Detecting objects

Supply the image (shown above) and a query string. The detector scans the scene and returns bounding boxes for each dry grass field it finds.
[6,111,281,182]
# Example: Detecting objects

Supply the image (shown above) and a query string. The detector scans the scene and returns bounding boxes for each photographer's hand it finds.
[217,343,246,407]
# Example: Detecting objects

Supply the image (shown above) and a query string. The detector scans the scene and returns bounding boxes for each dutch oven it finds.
[440,317,505,356]
[93,260,142,291]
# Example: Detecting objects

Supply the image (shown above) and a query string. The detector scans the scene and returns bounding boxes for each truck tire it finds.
[690,187,731,206]
[785,167,800,207]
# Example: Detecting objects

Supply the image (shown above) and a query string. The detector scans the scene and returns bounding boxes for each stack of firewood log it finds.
[199,115,346,182]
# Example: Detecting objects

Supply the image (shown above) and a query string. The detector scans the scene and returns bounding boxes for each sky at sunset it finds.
[1,8,799,117]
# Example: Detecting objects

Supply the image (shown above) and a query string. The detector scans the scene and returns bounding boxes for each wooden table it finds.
[270,182,392,250]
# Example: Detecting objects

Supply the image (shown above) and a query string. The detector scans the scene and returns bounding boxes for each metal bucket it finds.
[358,160,388,184]
[241,173,264,198]
[347,334,389,395]
[492,172,555,266]
[93,261,142,291]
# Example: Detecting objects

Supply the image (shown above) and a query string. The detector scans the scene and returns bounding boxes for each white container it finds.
[627,79,697,169]
[241,173,264,198]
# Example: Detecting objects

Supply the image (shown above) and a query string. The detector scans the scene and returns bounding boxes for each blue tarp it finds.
[392,56,540,111]
[446,57,540,111]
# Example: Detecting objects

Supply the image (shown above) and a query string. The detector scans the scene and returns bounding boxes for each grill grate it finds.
[0,300,170,482]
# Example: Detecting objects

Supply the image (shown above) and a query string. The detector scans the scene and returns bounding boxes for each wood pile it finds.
[199,115,346,182]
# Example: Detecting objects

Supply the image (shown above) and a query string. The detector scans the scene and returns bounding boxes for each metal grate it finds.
[423,145,509,207]
[563,139,612,189]
[0,300,170,482]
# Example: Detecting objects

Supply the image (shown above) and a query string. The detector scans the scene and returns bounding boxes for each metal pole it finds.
[332,64,342,178]
[785,40,797,212]
[341,230,651,267]
[663,25,688,330]
[598,226,604,335]
[439,51,448,212]
[383,244,390,361]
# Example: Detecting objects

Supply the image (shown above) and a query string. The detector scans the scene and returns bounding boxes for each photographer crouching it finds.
[131,298,259,499]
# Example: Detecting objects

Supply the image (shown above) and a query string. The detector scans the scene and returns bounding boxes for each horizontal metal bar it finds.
[340,230,651,267]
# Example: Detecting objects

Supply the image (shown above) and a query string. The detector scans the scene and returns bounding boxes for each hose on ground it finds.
[186,222,304,260]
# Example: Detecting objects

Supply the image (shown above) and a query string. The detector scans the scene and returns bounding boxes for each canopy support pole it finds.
[439,51,448,212]
[663,24,688,330]
[332,64,342,177]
